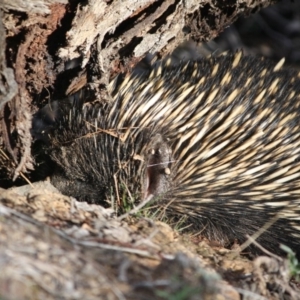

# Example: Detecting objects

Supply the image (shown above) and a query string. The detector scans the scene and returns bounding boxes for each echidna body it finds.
[48,52,300,256]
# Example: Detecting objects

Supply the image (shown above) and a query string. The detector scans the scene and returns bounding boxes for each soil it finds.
[1,181,299,299]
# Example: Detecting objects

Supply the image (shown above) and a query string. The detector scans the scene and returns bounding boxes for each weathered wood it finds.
[0,0,67,14]
[59,0,279,79]
[0,13,18,112]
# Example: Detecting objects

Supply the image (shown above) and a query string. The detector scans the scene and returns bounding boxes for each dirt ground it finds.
[1,180,299,300]
[0,181,300,299]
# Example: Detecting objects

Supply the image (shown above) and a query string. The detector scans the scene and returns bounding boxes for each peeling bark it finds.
[0,15,18,112]
[0,0,67,14]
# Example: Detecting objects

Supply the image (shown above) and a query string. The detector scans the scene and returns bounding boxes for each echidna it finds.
[43,51,300,256]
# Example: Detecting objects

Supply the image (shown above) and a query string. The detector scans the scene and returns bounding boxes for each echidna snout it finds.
[143,134,173,202]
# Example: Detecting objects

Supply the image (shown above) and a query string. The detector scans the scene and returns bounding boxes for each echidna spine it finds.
[46,51,300,256]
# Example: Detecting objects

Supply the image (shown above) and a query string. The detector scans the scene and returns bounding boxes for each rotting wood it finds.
[0,0,67,14]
